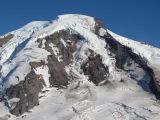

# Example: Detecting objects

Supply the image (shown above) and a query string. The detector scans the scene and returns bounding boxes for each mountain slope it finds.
[0,14,160,120]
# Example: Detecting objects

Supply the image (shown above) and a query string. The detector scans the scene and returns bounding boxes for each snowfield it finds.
[0,14,160,120]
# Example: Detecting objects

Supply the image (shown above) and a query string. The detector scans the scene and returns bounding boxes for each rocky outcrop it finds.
[0,34,14,47]
[44,30,80,65]
[43,30,82,87]
[6,61,45,116]
[104,34,131,69]
[81,50,109,85]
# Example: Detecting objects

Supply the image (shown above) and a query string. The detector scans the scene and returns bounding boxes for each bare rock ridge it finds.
[0,14,160,118]
[81,50,109,86]
[0,34,14,47]
[6,61,44,115]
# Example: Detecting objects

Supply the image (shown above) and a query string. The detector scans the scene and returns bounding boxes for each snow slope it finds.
[0,14,160,120]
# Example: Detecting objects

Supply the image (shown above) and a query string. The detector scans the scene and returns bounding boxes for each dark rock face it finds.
[0,34,14,47]
[44,30,80,65]
[6,61,45,116]
[29,61,46,69]
[43,30,82,87]
[47,54,69,87]
[104,34,131,69]
[81,50,109,85]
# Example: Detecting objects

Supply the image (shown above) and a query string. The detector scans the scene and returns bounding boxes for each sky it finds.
[0,0,160,47]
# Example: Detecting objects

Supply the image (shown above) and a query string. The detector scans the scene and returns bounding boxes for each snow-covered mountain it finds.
[0,14,160,120]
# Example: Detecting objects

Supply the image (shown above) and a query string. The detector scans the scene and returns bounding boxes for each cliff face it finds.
[0,14,160,119]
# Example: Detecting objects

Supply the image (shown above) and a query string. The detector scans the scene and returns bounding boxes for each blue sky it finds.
[0,0,160,47]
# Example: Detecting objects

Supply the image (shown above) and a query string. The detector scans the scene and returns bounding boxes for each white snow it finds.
[41,39,46,48]
[49,43,63,62]
[0,102,10,118]
[34,65,50,87]
[99,28,107,36]
[0,21,50,65]
[60,38,67,48]
[8,98,20,110]
[0,21,51,89]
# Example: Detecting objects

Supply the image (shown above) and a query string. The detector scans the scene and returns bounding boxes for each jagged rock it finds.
[6,62,45,116]
[81,50,109,85]
[43,30,81,87]
[0,34,14,47]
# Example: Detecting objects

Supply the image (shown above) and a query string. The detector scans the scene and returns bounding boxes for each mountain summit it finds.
[0,14,160,120]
